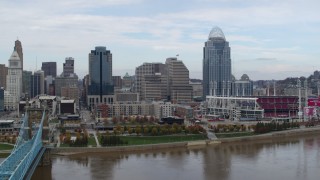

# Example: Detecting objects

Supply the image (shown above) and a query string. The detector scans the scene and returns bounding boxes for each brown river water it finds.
[29,134,320,180]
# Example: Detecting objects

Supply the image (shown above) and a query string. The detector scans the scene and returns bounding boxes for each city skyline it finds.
[0,0,320,80]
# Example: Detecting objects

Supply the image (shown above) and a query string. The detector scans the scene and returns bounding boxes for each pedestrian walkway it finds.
[207,131,218,140]
[56,132,61,147]
[92,131,101,147]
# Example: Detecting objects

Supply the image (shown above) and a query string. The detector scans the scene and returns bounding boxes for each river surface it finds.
[14,134,320,180]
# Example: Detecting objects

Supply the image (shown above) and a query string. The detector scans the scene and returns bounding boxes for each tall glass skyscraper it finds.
[88,46,114,104]
[203,27,231,99]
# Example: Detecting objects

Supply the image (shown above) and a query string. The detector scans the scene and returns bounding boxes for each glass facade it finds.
[203,27,231,98]
[88,46,114,101]
[0,88,4,111]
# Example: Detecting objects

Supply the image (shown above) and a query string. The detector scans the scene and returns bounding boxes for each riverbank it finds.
[215,126,320,143]
[50,126,320,155]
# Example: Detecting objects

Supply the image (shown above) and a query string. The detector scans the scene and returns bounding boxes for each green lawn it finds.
[59,143,70,147]
[59,136,96,147]
[0,143,14,150]
[88,135,97,147]
[215,132,254,138]
[118,134,207,145]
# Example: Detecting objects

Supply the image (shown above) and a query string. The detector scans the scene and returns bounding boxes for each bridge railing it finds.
[0,110,46,180]
[13,113,29,152]
[10,111,46,180]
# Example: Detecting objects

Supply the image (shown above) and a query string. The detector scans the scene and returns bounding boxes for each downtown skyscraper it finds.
[41,62,57,77]
[6,50,22,109]
[14,40,23,70]
[87,46,114,108]
[203,27,232,99]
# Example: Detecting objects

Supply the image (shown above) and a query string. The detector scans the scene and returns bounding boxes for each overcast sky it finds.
[0,0,319,80]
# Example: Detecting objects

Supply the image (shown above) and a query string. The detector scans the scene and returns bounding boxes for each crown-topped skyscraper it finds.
[14,39,23,70]
[6,50,22,109]
[203,26,232,99]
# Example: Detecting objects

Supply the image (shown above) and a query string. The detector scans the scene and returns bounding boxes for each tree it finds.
[130,116,136,124]
[112,116,118,124]
[65,132,71,144]
[135,116,141,124]
[150,116,155,123]
[172,123,179,131]
[142,115,148,123]
[135,126,142,135]
[128,127,133,135]
[151,127,158,136]
[170,127,176,134]
[143,127,149,135]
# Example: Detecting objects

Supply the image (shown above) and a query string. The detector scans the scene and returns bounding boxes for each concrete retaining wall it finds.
[187,140,206,146]
[51,142,187,154]
[219,127,320,143]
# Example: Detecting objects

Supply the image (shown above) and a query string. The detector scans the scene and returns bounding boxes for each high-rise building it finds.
[0,64,8,89]
[22,71,32,96]
[63,57,74,77]
[6,50,22,108]
[61,86,79,104]
[141,73,167,101]
[55,75,78,97]
[87,46,114,108]
[0,88,4,111]
[165,57,193,102]
[122,72,134,90]
[30,70,44,98]
[44,75,55,95]
[42,62,57,77]
[112,76,122,90]
[135,63,167,101]
[14,40,23,70]
[203,27,231,98]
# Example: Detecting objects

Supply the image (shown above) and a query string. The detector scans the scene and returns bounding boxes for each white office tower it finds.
[6,50,22,109]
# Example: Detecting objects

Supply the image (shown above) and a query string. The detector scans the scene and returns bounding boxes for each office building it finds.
[135,63,167,101]
[87,46,114,108]
[55,75,78,96]
[45,75,55,95]
[203,26,231,98]
[0,64,8,89]
[165,57,192,102]
[153,101,173,119]
[111,101,154,117]
[0,88,4,111]
[4,90,15,111]
[22,71,32,96]
[115,92,139,102]
[62,57,74,77]
[190,81,203,98]
[61,86,79,104]
[122,72,134,90]
[14,40,23,70]
[30,70,44,98]
[6,50,22,108]
[112,76,122,90]
[42,62,57,77]
[141,73,167,101]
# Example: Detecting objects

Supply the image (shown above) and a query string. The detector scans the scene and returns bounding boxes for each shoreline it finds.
[50,126,320,155]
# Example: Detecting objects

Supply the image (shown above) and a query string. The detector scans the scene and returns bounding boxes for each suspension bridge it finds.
[0,110,49,180]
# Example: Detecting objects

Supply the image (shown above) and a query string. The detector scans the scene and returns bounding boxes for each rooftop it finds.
[208,26,226,41]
